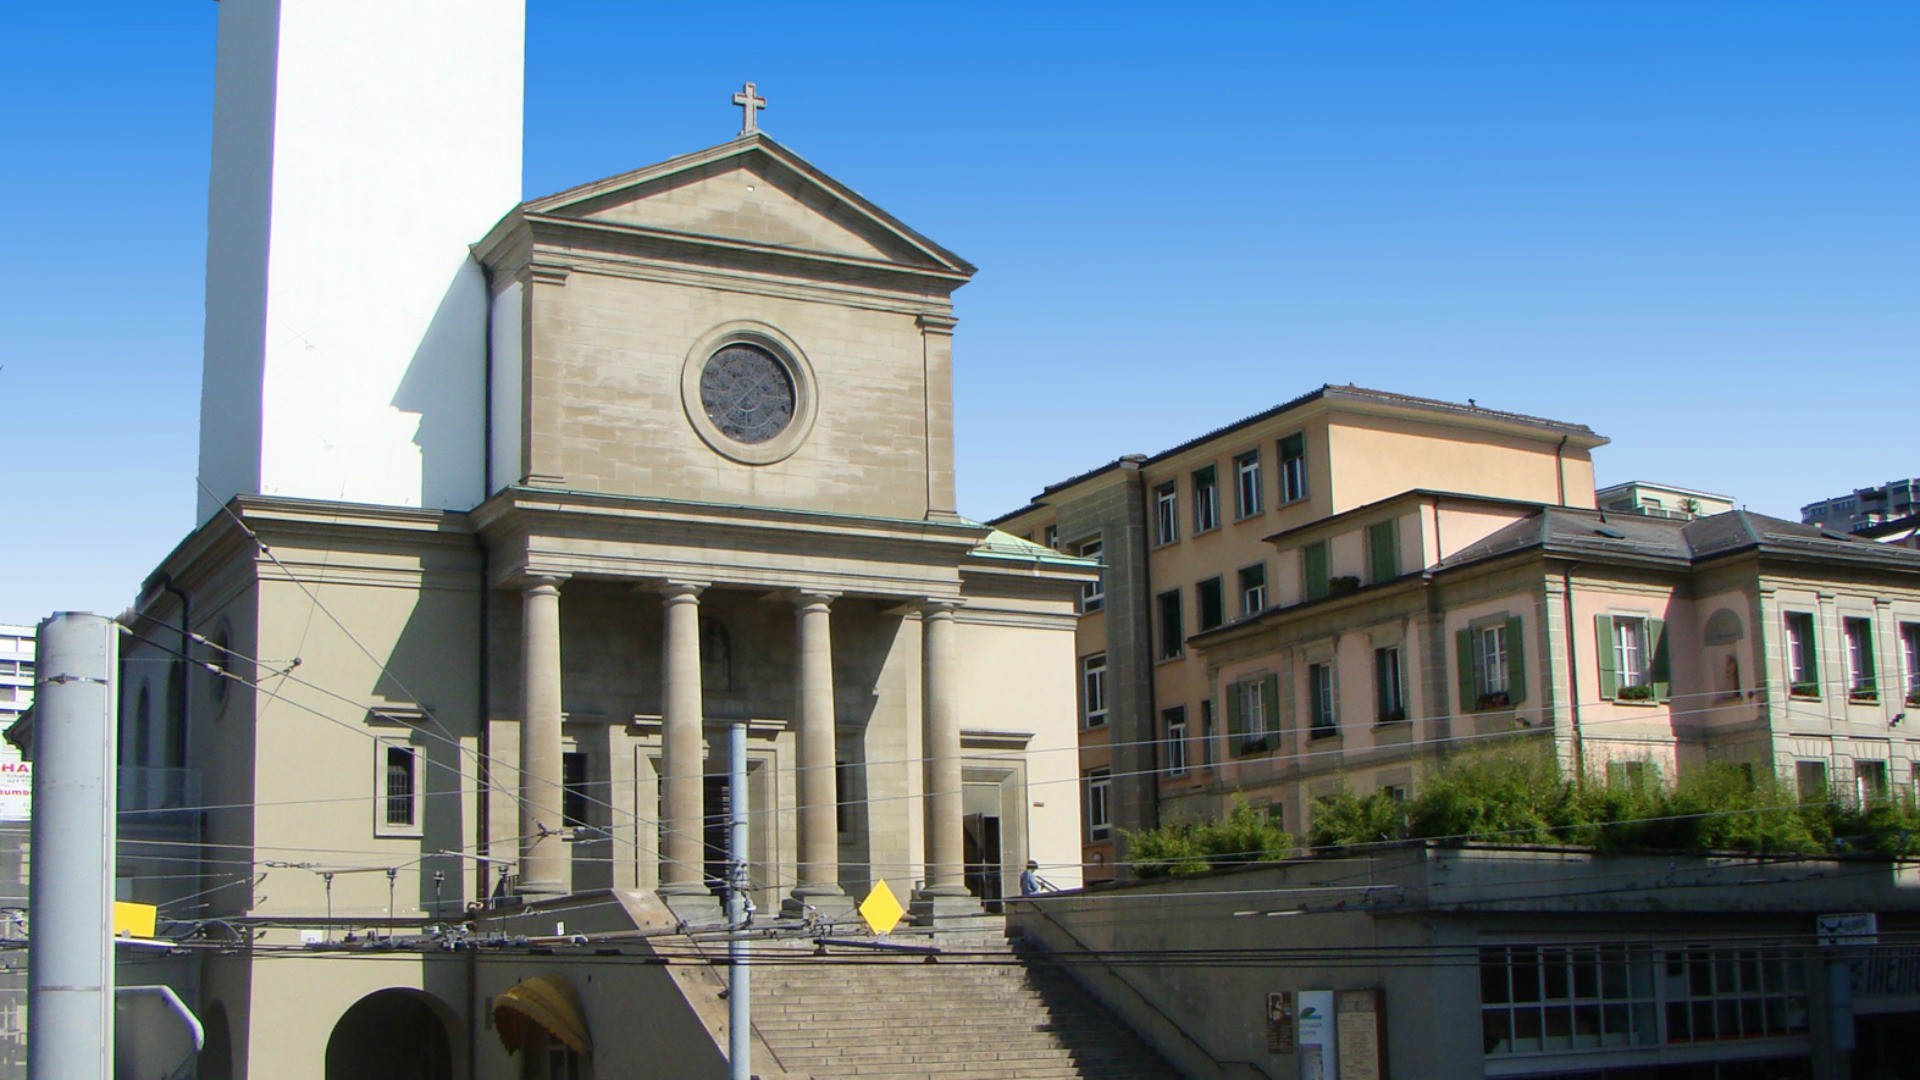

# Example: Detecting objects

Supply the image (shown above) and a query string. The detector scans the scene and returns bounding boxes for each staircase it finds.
[744,930,1186,1079]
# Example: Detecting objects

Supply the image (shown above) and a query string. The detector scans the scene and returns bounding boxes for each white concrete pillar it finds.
[519,576,568,897]
[920,602,967,896]
[658,581,707,895]
[792,592,843,901]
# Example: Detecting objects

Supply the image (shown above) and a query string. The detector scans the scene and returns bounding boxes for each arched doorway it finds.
[325,988,456,1080]
[197,1001,233,1080]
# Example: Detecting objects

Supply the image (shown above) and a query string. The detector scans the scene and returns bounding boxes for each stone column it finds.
[519,576,568,897]
[792,592,843,903]
[658,581,707,896]
[919,601,969,899]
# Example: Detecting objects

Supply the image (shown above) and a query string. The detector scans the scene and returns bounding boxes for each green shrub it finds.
[1308,786,1406,849]
[1124,796,1296,878]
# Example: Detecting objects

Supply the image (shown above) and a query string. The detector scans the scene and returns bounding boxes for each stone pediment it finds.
[522,133,974,279]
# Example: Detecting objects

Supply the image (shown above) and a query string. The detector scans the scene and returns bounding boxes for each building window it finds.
[1785,612,1818,697]
[1597,614,1666,702]
[1154,483,1178,545]
[1795,760,1827,803]
[1157,590,1183,661]
[1460,617,1527,711]
[1844,616,1877,701]
[1375,646,1405,723]
[562,751,590,829]
[1856,759,1889,805]
[1199,699,1215,767]
[1192,466,1219,533]
[1044,524,1059,549]
[545,1044,583,1080]
[1302,540,1330,602]
[1229,676,1276,755]
[1163,707,1188,777]
[1278,433,1307,504]
[1239,563,1267,617]
[1479,944,1806,1057]
[1309,661,1337,736]
[1234,451,1262,518]
[1081,653,1108,727]
[1367,520,1399,583]
[1085,769,1112,841]
[1195,577,1225,632]
[1904,623,1920,705]
[1077,537,1104,613]
[1615,617,1648,689]
[376,740,423,836]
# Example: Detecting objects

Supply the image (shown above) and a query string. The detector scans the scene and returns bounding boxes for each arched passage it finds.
[325,987,458,1080]
[197,1000,233,1080]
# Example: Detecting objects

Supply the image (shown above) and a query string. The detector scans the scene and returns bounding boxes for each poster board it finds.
[1335,988,1386,1080]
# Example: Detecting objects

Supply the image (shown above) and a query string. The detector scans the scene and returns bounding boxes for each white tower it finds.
[196,0,526,519]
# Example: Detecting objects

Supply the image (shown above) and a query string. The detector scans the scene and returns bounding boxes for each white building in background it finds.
[0,627,33,1076]
[0,627,30,745]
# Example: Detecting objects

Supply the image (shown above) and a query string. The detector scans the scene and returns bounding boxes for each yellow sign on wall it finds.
[113,901,157,939]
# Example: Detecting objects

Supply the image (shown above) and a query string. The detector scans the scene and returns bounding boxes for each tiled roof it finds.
[1436,507,1920,575]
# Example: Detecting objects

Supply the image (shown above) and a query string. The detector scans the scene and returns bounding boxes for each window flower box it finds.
[1790,681,1820,699]
[1329,575,1362,597]
[1475,691,1510,711]
[1616,683,1656,702]
[1377,707,1408,725]
[1849,689,1879,704]
[1907,689,1920,708]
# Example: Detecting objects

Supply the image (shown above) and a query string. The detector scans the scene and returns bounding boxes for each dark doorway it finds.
[964,812,1003,910]
[325,988,454,1080]
[1855,1012,1920,1080]
[704,771,730,895]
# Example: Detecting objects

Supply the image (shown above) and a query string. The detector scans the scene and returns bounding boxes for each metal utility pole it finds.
[29,613,118,1080]
[726,719,751,1080]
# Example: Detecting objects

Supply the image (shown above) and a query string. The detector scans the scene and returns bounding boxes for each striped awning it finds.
[493,974,591,1056]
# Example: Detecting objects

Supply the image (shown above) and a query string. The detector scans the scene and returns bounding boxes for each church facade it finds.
[112,3,1092,1076]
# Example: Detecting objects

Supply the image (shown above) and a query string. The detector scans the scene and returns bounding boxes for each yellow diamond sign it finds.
[859,879,905,936]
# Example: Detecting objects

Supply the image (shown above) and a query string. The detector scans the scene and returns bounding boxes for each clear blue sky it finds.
[4,2,1916,620]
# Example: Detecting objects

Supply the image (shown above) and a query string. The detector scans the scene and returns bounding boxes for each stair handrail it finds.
[1011,896,1278,1080]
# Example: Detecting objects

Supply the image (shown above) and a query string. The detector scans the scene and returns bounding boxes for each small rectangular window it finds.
[1614,617,1649,689]
[1154,484,1179,545]
[1785,612,1818,696]
[1904,623,1920,703]
[1234,451,1263,518]
[1242,680,1268,745]
[1844,617,1877,700]
[385,746,416,827]
[1157,590,1184,661]
[1367,520,1399,583]
[1278,433,1307,503]
[1192,466,1219,533]
[1374,646,1404,723]
[1238,564,1267,617]
[1163,706,1188,777]
[1081,654,1108,727]
[1309,662,1336,735]
[1195,577,1225,632]
[1199,699,1215,767]
[1795,760,1827,803]
[562,751,590,829]
[1044,524,1059,549]
[1077,537,1104,613]
[1481,625,1509,696]
[1086,769,1112,841]
[1857,759,1890,805]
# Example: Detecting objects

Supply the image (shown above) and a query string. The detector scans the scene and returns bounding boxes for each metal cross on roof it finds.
[732,81,766,135]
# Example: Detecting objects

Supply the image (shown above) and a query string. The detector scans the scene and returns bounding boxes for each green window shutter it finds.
[1456,629,1476,713]
[1262,675,1281,747]
[1369,522,1398,583]
[1861,622,1877,691]
[1226,682,1245,753]
[1304,542,1329,601]
[1595,615,1618,699]
[1649,617,1671,700]
[1506,615,1527,705]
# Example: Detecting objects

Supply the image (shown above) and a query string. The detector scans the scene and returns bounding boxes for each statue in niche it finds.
[701,617,733,693]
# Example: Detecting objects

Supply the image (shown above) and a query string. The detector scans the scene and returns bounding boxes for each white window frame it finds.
[1234,451,1263,518]
[1239,563,1266,617]
[375,737,424,838]
[1613,616,1649,688]
[1844,616,1876,696]
[1481,625,1510,696]
[1375,645,1404,722]
[1903,622,1920,700]
[1279,435,1307,504]
[1154,484,1179,545]
[1164,709,1188,777]
[1309,661,1336,733]
[1044,524,1059,549]
[1193,467,1219,533]
[1086,769,1112,841]
[1785,612,1818,693]
[1082,653,1108,727]
[1857,759,1890,805]
[1077,537,1104,613]
[1243,680,1268,741]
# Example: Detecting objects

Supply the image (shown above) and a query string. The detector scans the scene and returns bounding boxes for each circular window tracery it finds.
[680,323,818,465]
[700,343,796,445]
